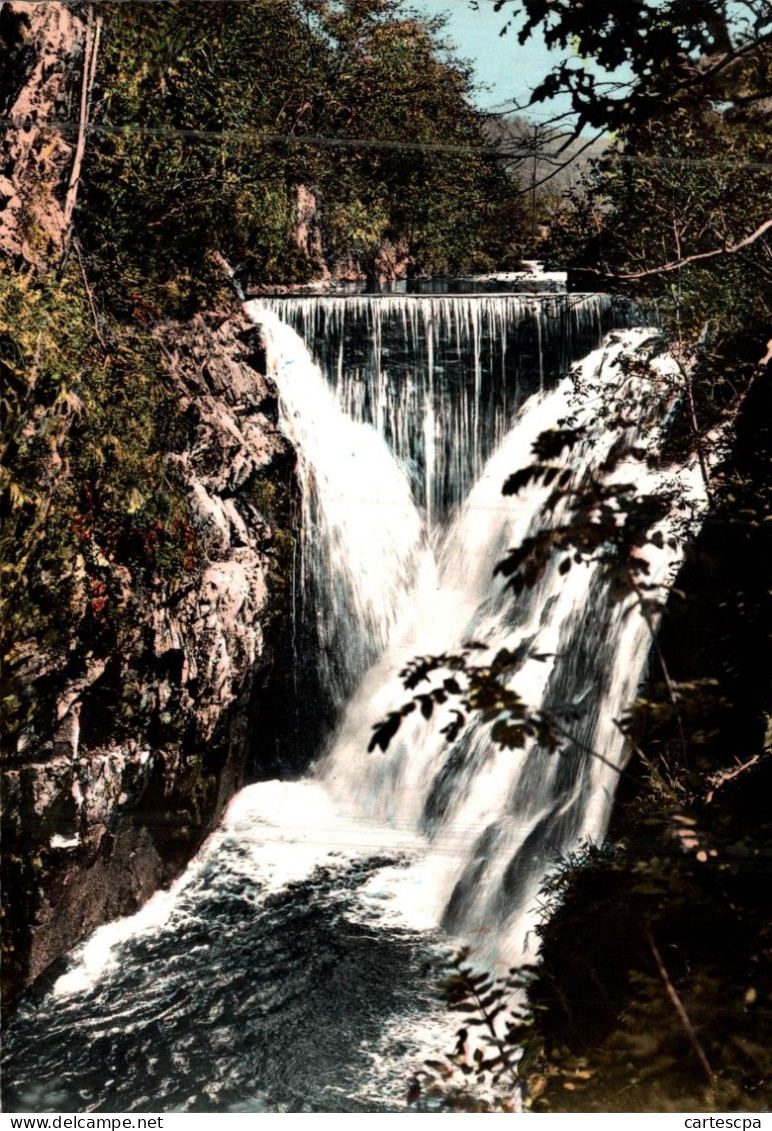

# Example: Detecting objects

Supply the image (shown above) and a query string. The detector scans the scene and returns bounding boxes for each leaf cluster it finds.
[368,643,567,757]
[369,399,679,761]
[407,949,541,1112]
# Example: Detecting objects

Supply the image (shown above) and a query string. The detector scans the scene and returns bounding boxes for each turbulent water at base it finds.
[3,298,705,1114]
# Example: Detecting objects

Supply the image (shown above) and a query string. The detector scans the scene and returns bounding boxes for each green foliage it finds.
[306,0,525,274]
[0,264,197,747]
[407,950,539,1112]
[80,0,527,315]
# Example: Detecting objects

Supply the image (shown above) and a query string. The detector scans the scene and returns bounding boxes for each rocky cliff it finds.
[2,308,298,1006]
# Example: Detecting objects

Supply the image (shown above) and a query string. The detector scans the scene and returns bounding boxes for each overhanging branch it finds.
[589,217,772,280]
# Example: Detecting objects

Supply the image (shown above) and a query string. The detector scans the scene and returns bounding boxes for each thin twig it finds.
[646,929,716,1088]
[73,239,106,350]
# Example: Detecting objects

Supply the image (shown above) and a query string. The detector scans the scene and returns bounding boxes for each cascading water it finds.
[263,293,643,523]
[259,311,428,706]
[3,295,705,1114]
[260,313,704,968]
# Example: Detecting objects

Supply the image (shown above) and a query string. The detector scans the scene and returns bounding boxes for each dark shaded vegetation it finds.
[3,0,771,1110]
[513,3,772,1110]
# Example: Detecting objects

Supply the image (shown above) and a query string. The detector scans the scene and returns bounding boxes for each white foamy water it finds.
[7,298,706,1116]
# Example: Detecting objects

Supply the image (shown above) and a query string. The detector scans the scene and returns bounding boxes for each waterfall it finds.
[249,305,706,967]
[250,292,645,709]
[4,295,707,1115]
[261,293,643,523]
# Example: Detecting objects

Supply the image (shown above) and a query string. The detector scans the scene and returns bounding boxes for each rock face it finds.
[293,184,329,282]
[0,2,86,264]
[2,311,298,1006]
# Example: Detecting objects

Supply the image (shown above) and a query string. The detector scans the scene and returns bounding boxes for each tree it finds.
[79,0,527,315]
[494,1,772,295]
[307,0,526,276]
[370,5,771,769]
[494,0,772,135]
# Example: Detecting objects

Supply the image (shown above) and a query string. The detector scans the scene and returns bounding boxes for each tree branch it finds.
[685,32,772,90]
[62,8,102,257]
[588,218,772,280]
[647,930,716,1088]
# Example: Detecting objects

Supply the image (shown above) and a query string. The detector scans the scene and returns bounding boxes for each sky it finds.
[415,0,576,118]
[417,0,758,119]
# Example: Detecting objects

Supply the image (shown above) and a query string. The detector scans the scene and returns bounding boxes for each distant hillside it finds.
[484,115,610,196]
